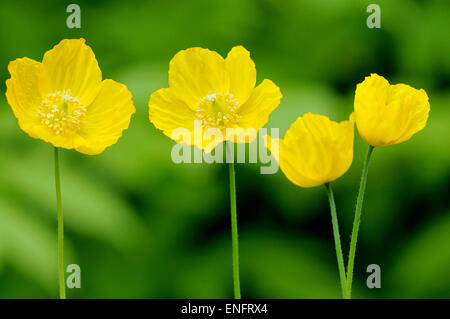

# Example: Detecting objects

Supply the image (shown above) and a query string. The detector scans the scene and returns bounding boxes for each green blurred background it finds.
[0,0,448,298]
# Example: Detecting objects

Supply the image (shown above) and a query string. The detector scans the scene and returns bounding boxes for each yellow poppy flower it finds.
[354,73,430,147]
[6,38,136,155]
[264,112,354,188]
[148,46,282,152]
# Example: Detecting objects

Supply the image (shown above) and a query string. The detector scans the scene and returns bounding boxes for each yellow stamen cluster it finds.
[195,92,241,129]
[38,90,87,135]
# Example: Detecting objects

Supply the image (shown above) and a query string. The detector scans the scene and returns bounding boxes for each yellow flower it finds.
[354,73,430,147]
[148,46,282,152]
[6,38,136,155]
[264,113,354,188]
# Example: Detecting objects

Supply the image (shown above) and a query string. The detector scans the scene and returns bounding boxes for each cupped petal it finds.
[386,84,429,145]
[168,47,229,110]
[280,152,323,188]
[325,116,354,182]
[5,57,43,138]
[299,113,354,184]
[39,38,102,106]
[238,79,282,130]
[354,73,429,146]
[266,113,354,188]
[264,134,322,187]
[76,79,136,155]
[354,74,391,146]
[225,46,256,105]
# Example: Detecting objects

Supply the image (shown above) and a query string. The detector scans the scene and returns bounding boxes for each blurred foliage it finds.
[0,0,449,298]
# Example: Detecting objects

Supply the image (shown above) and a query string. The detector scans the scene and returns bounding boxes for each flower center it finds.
[195,92,241,128]
[38,90,87,135]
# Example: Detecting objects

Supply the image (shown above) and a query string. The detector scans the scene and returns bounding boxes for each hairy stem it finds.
[346,145,374,298]
[227,143,241,299]
[54,147,66,299]
[325,183,348,298]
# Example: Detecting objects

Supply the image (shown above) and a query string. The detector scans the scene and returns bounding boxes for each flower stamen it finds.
[195,92,241,128]
[38,90,87,135]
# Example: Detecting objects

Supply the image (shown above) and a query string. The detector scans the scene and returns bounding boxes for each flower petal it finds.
[280,150,323,188]
[354,73,430,146]
[149,88,228,151]
[386,84,429,145]
[31,125,86,150]
[76,79,136,155]
[39,38,102,106]
[168,47,229,109]
[149,88,198,140]
[267,113,354,188]
[238,79,282,129]
[5,57,42,138]
[264,134,321,188]
[225,46,256,105]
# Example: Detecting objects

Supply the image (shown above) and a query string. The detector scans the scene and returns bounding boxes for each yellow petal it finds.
[149,88,229,152]
[39,38,102,106]
[280,152,323,188]
[225,127,258,144]
[149,88,197,141]
[31,125,87,150]
[225,46,256,105]
[150,46,279,152]
[5,57,42,139]
[76,79,136,155]
[384,84,429,145]
[354,73,430,146]
[267,113,354,188]
[264,134,321,187]
[238,79,282,129]
[168,47,229,110]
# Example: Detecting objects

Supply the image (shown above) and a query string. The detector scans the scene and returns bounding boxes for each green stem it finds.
[227,143,241,299]
[346,145,374,298]
[54,147,66,299]
[325,183,348,299]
